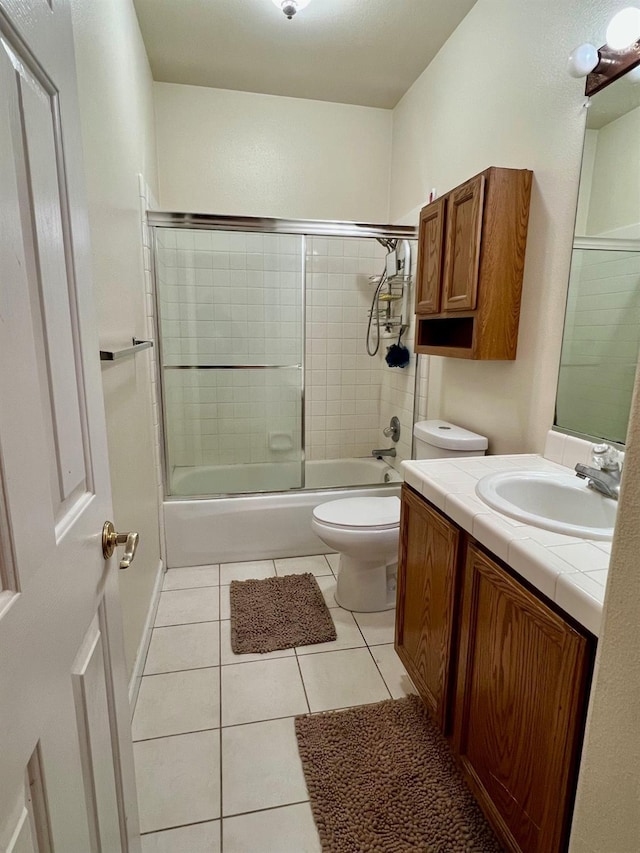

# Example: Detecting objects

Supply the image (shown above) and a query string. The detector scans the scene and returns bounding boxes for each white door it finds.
[0,1,140,851]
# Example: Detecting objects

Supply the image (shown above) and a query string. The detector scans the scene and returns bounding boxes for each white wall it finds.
[69,0,161,680]
[389,0,609,455]
[154,82,392,222]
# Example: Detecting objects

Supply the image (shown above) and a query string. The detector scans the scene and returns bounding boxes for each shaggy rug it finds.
[295,694,503,852]
[230,572,336,654]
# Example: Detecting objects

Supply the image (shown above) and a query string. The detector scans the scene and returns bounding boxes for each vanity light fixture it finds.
[272,0,311,19]
[568,5,640,80]
[606,6,640,50]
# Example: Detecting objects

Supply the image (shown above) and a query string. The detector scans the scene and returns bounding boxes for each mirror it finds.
[555,72,640,445]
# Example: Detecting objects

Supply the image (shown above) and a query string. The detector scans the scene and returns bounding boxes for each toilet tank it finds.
[413,420,488,459]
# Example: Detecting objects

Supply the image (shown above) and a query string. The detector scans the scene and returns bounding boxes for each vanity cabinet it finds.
[413,166,532,360]
[395,485,594,853]
[395,485,460,730]
[454,544,592,853]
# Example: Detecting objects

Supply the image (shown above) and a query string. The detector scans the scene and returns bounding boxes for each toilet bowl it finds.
[311,497,401,612]
[311,420,489,613]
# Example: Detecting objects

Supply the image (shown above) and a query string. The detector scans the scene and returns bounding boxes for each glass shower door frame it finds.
[149,214,417,499]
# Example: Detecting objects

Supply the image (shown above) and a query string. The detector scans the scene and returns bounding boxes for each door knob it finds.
[102,521,139,570]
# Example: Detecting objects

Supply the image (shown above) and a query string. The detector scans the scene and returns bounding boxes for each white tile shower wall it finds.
[156,231,304,471]
[305,237,387,461]
[557,249,640,444]
[139,175,165,555]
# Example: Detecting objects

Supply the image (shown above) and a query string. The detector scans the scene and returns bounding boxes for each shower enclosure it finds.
[149,214,417,505]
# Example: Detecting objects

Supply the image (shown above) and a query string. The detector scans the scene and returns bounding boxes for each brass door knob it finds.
[102,521,139,570]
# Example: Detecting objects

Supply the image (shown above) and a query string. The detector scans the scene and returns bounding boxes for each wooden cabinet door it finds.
[395,485,460,731]
[454,545,592,853]
[415,196,446,314]
[442,174,485,311]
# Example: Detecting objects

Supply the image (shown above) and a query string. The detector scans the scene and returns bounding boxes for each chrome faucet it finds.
[575,444,622,500]
[372,447,396,459]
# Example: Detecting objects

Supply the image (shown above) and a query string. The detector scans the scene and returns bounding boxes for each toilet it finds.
[311,420,488,612]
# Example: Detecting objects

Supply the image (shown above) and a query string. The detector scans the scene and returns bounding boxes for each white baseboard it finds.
[128,559,164,714]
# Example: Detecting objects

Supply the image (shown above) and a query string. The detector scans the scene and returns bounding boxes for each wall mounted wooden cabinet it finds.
[414,167,532,360]
[395,485,594,853]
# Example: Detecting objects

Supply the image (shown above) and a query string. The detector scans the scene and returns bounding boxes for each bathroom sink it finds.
[475,471,617,540]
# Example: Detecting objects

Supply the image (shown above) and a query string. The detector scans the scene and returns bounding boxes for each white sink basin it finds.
[475,470,617,540]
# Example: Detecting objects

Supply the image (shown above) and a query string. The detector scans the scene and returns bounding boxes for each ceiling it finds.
[133,0,478,109]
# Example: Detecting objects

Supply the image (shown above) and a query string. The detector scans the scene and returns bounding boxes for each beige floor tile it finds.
[354,609,396,646]
[134,730,220,833]
[132,668,220,740]
[221,657,308,726]
[222,717,308,815]
[298,648,390,712]
[220,560,275,584]
[220,585,231,620]
[144,622,219,674]
[220,619,295,665]
[370,644,417,700]
[154,587,219,627]
[274,554,333,577]
[223,803,320,853]
[296,608,365,655]
[163,564,220,590]
[141,821,220,853]
[324,553,340,574]
[314,574,339,609]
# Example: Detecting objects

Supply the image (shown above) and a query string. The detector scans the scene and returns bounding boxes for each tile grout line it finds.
[139,664,220,680]
[139,800,313,838]
[154,617,220,629]
[365,641,394,701]
[294,648,312,715]
[133,724,221,744]
[222,799,312,823]
[347,608,394,700]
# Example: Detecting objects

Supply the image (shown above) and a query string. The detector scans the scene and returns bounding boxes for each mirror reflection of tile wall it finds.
[555,73,640,444]
[557,248,640,444]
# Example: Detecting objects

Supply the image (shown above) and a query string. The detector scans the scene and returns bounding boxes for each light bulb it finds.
[271,0,311,18]
[606,7,640,50]
[567,43,599,77]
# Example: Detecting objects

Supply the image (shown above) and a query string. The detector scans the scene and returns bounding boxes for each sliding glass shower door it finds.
[155,228,304,495]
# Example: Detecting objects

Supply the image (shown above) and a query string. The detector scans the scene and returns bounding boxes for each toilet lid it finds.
[313,497,401,530]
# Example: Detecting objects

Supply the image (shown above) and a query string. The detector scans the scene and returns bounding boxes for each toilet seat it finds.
[312,497,400,530]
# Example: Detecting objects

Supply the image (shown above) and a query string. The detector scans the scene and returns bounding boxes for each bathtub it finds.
[164,457,403,567]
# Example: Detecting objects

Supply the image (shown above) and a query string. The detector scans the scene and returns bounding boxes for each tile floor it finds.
[134,553,416,852]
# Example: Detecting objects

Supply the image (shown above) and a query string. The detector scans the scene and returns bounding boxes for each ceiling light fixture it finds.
[272,0,311,20]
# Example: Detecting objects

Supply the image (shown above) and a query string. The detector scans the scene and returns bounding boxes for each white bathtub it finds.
[164,457,403,567]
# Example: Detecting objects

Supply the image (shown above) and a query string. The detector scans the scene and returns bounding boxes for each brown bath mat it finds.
[230,572,337,654]
[295,694,503,853]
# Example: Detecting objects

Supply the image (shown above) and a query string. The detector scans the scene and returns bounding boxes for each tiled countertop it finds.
[400,454,610,636]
